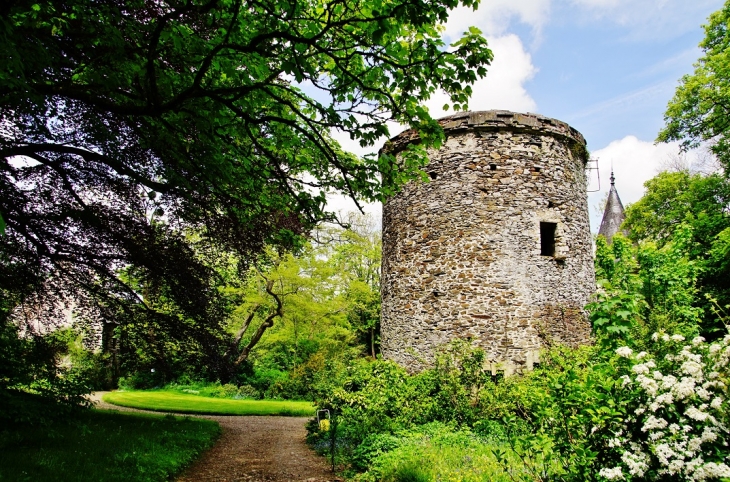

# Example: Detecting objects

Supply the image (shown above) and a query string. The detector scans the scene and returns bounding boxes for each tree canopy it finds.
[659,0,730,169]
[623,171,730,335]
[0,0,492,328]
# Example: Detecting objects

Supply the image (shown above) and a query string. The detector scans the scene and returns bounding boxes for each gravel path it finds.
[91,393,339,482]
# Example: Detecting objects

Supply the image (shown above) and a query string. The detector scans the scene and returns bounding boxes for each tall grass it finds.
[0,409,220,482]
[352,425,526,482]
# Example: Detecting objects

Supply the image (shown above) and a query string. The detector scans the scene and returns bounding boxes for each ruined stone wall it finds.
[381,111,595,372]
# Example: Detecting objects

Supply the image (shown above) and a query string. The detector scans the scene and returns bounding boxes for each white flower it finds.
[672,377,696,400]
[655,392,674,406]
[599,466,625,480]
[696,388,711,400]
[649,431,665,441]
[692,462,730,480]
[608,437,623,448]
[616,346,633,358]
[672,334,686,342]
[701,427,718,443]
[636,351,648,359]
[654,443,676,466]
[621,448,649,476]
[681,360,704,378]
[661,374,678,390]
[667,459,685,475]
[633,363,650,374]
[688,437,703,453]
[652,332,660,341]
[692,336,705,346]
[686,457,704,474]
[620,375,632,387]
[635,407,646,415]
[669,423,680,434]
[637,374,659,396]
[662,334,671,342]
[709,344,722,354]
[685,407,709,421]
[642,415,668,431]
[710,397,723,409]
[680,348,703,364]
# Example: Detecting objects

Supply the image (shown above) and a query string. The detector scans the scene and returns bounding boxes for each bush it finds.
[597,333,730,480]
[0,322,92,426]
[351,423,518,482]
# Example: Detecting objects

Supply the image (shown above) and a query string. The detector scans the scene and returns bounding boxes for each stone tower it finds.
[381,110,595,372]
[598,171,626,244]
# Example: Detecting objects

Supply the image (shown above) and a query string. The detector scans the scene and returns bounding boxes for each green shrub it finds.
[352,424,519,482]
[0,322,92,425]
[389,461,431,482]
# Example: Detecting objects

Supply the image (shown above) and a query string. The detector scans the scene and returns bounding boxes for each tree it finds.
[331,215,382,357]
[659,0,730,170]
[622,171,730,335]
[0,1,491,338]
[222,217,381,377]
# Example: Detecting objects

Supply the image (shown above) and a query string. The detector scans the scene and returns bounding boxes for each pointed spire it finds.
[598,170,626,244]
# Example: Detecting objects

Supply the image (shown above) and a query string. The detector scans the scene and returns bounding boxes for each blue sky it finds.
[330,0,725,231]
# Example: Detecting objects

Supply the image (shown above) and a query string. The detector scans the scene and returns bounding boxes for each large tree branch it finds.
[2,144,173,193]
[234,273,284,366]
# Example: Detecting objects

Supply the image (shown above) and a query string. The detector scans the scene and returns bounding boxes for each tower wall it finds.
[381,111,595,371]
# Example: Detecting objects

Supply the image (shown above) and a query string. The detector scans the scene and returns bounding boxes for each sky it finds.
[329,0,725,232]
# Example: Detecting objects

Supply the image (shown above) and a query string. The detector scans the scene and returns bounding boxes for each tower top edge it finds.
[385,110,587,155]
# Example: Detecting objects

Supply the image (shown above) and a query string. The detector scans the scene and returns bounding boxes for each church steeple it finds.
[598,171,626,243]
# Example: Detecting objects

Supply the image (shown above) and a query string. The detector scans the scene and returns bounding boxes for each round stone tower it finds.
[381,110,595,372]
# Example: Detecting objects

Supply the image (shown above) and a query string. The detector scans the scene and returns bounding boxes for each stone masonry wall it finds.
[381,111,595,372]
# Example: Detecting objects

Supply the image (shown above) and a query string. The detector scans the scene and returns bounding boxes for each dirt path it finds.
[91,393,339,482]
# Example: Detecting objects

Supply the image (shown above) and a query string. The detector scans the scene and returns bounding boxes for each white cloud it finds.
[587,135,699,231]
[426,34,539,118]
[567,0,722,41]
[568,80,675,121]
[443,0,551,40]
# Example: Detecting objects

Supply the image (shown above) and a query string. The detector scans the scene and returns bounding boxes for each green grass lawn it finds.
[0,409,220,482]
[103,390,316,416]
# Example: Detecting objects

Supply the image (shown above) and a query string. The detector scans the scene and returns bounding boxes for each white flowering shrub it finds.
[598,333,730,481]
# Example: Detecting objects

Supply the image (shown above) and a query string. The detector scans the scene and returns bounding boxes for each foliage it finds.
[105,217,379,392]
[622,172,730,255]
[0,0,491,346]
[0,322,94,424]
[148,378,260,399]
[316,341,502,448]
[330,215,383,358]
[0,408,220,482]
[103,390,315,416]
[309,341,524,473]
[352,423,519,482]
[659,0,730,169]
[597,334,730,481]
[594,227,704,340]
